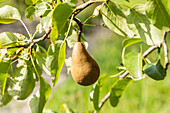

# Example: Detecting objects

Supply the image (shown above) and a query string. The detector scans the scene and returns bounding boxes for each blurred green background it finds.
[0,0,170,113]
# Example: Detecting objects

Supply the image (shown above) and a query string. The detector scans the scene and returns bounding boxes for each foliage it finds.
[0,0,169,112]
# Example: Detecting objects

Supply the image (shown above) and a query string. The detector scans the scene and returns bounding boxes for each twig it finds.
[74,0,105,16]
[73,18,83,42]
[95,31,170,112]
[95,44,160,112]
[162,32,169,70]
[11,47,24,60]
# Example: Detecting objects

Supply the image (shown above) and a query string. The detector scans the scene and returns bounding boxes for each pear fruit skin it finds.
[71,42,100,86]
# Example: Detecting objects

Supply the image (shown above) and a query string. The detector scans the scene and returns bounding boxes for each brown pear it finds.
[71,42,100,86]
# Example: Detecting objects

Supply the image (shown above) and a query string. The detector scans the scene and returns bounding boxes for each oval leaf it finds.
[100,2,134,37]
[123,38,142,48]
[144,59,166,80]
[145,0,170,30]
[124,52,143,80]
[29,77,52,113]
[0,5,21,24]
[51,2,76,43]
[110,77,132,107]
[127,4,164,45]
[90,74,109,111]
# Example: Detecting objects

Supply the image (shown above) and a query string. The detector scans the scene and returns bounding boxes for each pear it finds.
[71,42,100,86]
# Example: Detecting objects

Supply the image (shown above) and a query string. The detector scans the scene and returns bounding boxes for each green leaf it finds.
[40,16,52,32]
[65,0,77,4]
[10,63,35,100]
[110,77,132,107]
[0,32,28,48]
[127,4,164,45]
[59,104,74,113]
[46,41,66,86]
[53,41,66,86]
[35,2,51,17]
[145,0,170,30]
[124,52,143,80]
[66,30,78,48]
[0,5,21,24]
[90,74,109,111]
[123,38,142,48]
[29,77,52,113]
[25,6,36,22]
[25,0,38,5]
[100,2,134,37]
[51,2,76,43]
[144,59,166,80]
[35,45,52,76]
[0,58,11,96]
[0,91,12,107]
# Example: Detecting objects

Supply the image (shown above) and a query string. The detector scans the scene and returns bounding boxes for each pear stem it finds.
[73,17,83,42]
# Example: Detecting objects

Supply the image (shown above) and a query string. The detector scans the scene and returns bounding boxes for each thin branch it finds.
[73,18,83,42]
[162,31,169,70]
[74,0,105,16]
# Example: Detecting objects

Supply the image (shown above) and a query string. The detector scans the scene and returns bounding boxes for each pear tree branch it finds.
[94,31,170,113]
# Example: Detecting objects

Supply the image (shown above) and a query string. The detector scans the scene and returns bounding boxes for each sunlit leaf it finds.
[127,4,164,45]
[145,0,170,30]
[0,58,11,96]
[100,2,134,37]
[35,45,52,76]
[144,59,166,80]
[110,77,132,107]
[66,30,78,48]
[53,41,66,86]
[46,40,66,86]
[59,104,74,113]
[0,5,21,24]
[0,32,28,48]
[40,16,52,32]
[51,2,76,43]
[124,52,143,80]
[90,74,110,111]
[29,77,52,113]
[123,38,142,48]
[35,2,51,17]
[10,62,35,100]
[25,0,38,5]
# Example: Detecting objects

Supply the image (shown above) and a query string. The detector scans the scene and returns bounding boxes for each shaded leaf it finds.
[59,104,74,113]
[127,4,164,45]
[25,6,36,22]
[110,77,132,107]
[29,77,52,113]
[25,0,38,5]
[0,5,21,24]
[100,2,134,37]
[90,74,109,111]
[144,59,166,80]
[35,45,51,76]
[123,38,142,48]
[145,0,170,30]
[51,2,76,43]
[0,91,12,107]
[124,52,143,80]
